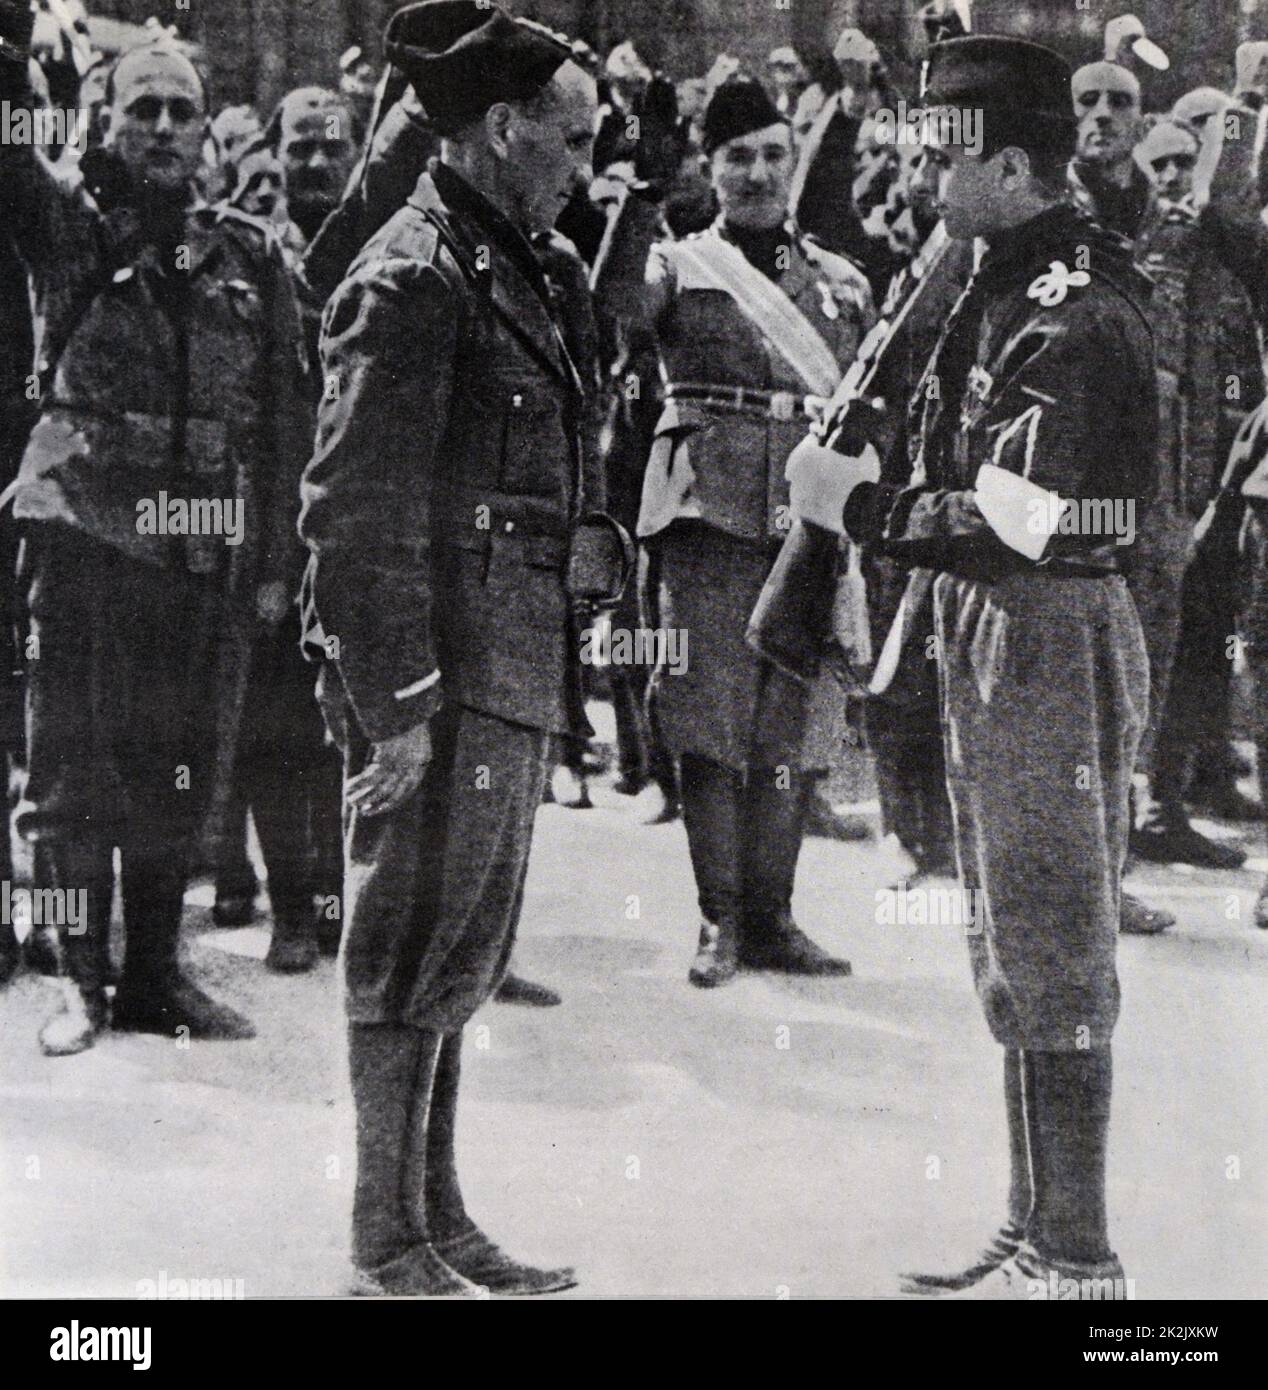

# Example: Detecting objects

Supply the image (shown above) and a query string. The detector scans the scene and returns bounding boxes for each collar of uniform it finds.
[715,215,797,283]
[430,160,552,304]
[1071,159,1153,239]
[976,202,1084,287]
[409,165,579,393]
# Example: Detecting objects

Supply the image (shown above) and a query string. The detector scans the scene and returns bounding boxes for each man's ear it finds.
[996,145,1031,186]
[485,101,513,157]
[98,106,113,143]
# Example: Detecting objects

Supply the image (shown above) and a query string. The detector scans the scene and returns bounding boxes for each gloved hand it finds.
[786,434,881,534]
[633,74,684,187]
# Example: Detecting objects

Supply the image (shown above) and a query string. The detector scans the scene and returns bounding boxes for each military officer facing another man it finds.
[593,76,870,988]
[0,4,311,1055]
[788,36,1158,1298]
[299,1,613,1295]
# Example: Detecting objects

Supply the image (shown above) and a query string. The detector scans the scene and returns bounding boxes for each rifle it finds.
[745,222,952,684]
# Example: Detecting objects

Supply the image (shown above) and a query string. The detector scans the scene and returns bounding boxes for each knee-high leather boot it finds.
[415,1031,576,1295]
[740,770,850,976]
[112,848,254,1039]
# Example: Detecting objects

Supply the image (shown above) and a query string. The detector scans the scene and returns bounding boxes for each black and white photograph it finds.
[0,0,1264,1338]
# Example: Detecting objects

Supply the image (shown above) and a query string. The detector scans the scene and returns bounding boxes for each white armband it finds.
[973,463,1065,562]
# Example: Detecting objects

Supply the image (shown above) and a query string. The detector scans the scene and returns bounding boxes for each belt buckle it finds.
[770,390,796,422]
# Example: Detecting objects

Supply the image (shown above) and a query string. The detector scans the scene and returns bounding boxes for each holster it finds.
[566,511,635,608]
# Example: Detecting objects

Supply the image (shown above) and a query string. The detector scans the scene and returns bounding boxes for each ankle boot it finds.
[739,910,851,976]
[265,897,319,974]
[113,851,254,1040]
[493,971,561,1007]
[688,916,739,987]
[37,841,113,1057]
[421,1032,576,1295]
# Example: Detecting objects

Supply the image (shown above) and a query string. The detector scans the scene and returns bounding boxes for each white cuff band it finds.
[393,669,440,701]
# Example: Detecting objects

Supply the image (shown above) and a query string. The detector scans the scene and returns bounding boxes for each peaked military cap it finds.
[702,77,785,156]
[385,0,572,135]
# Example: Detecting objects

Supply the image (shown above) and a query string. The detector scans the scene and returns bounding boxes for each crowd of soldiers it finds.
[1,0,1267,1297]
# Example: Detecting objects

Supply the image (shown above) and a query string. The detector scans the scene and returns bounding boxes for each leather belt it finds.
[665,382,826,423]
[1037,559,1122,579]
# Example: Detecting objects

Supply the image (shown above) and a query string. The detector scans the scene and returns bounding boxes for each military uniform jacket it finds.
[299,164,587,745]
[1135,205,1262,518]
[593,199,875,541]
[0,102,309,599]
[850,205,1158,577]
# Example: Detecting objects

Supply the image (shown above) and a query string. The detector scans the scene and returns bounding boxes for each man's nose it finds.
[748,156,775,183]
[154,105,174,135]
[308,147,330,169]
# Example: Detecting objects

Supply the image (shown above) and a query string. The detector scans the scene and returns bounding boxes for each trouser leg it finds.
[214,793,256,903]
[1138,554,1245,867]
[1022,1047,1114,1267]
[610,667,647,785]
[1151,558,1220,808]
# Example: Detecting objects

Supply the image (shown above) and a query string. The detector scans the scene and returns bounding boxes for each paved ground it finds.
[2,757,1266,1300]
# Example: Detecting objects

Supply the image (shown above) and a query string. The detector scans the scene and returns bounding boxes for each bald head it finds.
[1137,118,1198,201]
[271,85,356,238]
[101,45,209,195]
[1072,61,1142,172]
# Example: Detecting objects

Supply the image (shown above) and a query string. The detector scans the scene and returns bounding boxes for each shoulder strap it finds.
[670,232,842,398]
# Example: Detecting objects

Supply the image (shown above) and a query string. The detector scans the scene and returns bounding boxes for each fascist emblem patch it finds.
[1026,260,1091,307]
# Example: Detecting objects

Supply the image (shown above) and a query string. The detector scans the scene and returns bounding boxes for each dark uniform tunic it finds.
[299,164,588,1030]
[847,205,1157,1050]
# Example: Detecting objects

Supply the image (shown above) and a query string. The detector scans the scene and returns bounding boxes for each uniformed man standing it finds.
[208,86,359,968]
[593,77,869,988]
[299,1,602,1295]
[788,37,1157,1297]
[0,7,309,1055]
